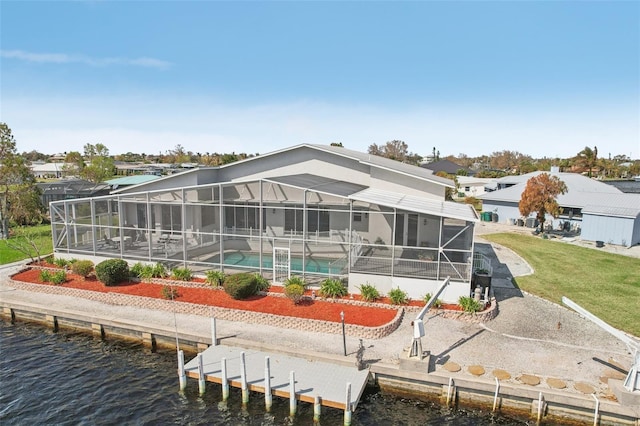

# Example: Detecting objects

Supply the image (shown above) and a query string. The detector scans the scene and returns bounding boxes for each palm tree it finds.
[576,146,598,177]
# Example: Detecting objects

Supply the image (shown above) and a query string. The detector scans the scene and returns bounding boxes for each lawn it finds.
[483,233,640,337]
[0,224,53,265]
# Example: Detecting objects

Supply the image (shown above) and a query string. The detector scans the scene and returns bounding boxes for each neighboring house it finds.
[581,194,640,247]
[49,144,483,302]
[37,178,111,211]
[479,168,622,228]
[456,176,496,198]
[30,162,71,179]
[421,159,475,177]
[478,168,640,246]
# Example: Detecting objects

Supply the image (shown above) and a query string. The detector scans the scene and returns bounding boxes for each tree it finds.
[435,171,457,200]
[62,151,85,177]
[80,143,115,183]
[367,140,422,165]
[575,146,598,177]
[519,173,567,230]
[0,123,45,239]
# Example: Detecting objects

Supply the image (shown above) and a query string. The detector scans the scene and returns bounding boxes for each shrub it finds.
[205,270,226,287]
[53,257,70,268]
[284,276,305,288]
[130,262,145,278]
[358,283,380,302]
[138,265,155,282]
[284,283,305,305]
[458,296,482,313]
[223,273,258,300]
[319,278,347,298]
[171,267,192,281]
[71,260,94,279]
[161,285,180,300]
[50,270,67,285]
[39,270,52,282]
[423,293,442,308]
[95,259,130,286]
[254,273,271,292]
[152,263,168,278]
[388,287,409,305]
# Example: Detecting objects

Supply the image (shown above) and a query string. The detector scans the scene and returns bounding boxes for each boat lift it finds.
[409,277,451,359]
[562,297,639,393]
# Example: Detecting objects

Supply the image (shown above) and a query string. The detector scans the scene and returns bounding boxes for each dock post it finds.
[536,392,544,425]
[289,371,296,417]
[178,350,187,391]
[344,382,352,426]
[264,356,272,412]
[197,353,206,395]
[492,377,500,412]
[210,318,217,346]
[240,351,249,406]
[313,395,321,423]
[221,357,229,402]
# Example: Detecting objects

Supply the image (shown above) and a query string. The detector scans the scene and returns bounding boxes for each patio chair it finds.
[101,233,117,249]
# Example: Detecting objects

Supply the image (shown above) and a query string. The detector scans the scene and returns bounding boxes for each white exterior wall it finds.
[480,201,523,224]
[348,273,470,304]
[581,214,639,247]
[370,167,446,200]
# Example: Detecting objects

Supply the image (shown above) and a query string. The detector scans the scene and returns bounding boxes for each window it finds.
[353,212,362,222]
[307,208,329,233]
[285,205,303,233]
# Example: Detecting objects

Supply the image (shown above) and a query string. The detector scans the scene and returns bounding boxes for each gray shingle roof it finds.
[479,172,622,208]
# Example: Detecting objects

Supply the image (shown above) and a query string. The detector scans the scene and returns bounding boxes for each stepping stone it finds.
[468,365,485,376]
[492,369,511,380]
[574,382,595,394]
[443,362,461,372]
[546,378,566,389]
[518,374,540,386]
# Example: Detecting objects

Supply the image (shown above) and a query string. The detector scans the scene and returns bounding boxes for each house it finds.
[580,194,640,247]
[456,176,496,198]
[479,167,640,246]
[30,162,70,179]
[49,144,482,302]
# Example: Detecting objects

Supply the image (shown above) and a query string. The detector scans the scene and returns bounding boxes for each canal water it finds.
[0,320,531,425]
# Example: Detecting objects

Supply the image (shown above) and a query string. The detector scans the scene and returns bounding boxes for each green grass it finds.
[483,233,640,337]
[0,224,53,265]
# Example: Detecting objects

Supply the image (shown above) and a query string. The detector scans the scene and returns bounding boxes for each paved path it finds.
[0,225,636,400]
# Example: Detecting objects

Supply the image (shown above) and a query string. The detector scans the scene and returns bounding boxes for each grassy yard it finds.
[0,224,53,265]
[483,233,640,337]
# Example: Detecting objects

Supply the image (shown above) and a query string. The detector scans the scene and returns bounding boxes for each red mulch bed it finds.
[12,269,400,327]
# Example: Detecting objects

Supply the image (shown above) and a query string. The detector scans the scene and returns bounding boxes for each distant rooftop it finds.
[105,175,161,187]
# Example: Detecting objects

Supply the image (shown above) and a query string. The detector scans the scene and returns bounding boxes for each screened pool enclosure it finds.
[50,175,477,287]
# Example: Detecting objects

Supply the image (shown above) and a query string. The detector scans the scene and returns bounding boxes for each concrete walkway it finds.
[0,226,636,403]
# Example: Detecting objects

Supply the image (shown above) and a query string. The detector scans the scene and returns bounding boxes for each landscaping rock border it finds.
[8,271,404,339]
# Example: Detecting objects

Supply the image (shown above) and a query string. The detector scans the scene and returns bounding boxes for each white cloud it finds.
[0,49,171,69]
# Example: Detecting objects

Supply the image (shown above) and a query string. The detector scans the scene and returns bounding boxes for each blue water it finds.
[0,320,529,425]
[223,252,338,274]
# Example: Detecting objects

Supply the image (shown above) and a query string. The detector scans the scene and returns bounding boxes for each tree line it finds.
[2,121,639,238]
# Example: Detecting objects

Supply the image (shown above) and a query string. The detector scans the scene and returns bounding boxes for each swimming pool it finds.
[223,252,342,274]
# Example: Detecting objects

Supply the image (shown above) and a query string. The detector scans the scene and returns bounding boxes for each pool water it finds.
[223,252,341,274]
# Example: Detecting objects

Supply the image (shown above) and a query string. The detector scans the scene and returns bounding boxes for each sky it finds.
[1,1,639,160]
